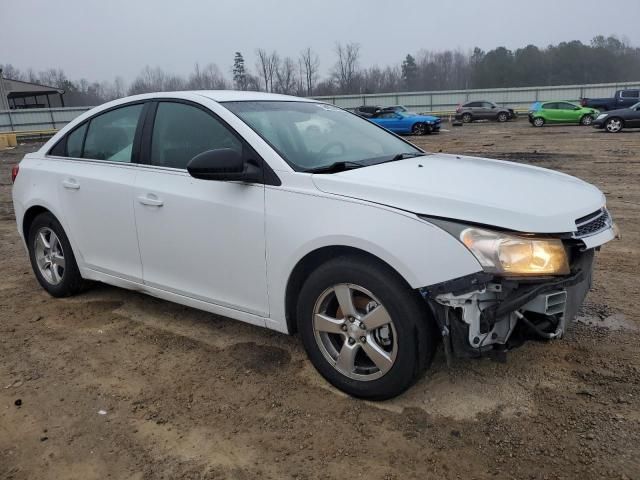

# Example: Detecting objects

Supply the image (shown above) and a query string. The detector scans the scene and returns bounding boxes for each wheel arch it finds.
[284,245,414,335]
[22,205,54,240]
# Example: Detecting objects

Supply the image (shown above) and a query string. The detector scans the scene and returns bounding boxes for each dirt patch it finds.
[1,123,639,479]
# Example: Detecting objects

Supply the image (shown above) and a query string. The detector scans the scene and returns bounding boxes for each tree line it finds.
[2,35,639,106]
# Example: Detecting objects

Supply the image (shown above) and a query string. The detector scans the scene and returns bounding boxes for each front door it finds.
[133,101,269,318]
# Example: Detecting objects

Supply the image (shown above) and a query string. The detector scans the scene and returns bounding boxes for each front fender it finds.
[264,183,482,332]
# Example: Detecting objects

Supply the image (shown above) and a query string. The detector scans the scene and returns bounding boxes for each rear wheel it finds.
[497,112,508,122]
[462,112,472,123]
[27,212,85,297]
[532,117,545,127]
[580,114,593,126]
[411,123,427,135]
[605,117,623,133]
[296,256,436,400]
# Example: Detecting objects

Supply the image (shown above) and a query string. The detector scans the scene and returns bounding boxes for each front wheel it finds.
[580,115,593,126]
[497,112,508,122]
[532,117,545,127]
[411,123,427,135]
[461,112,472,123]
[605,117,623,133]
[297,256,437,400]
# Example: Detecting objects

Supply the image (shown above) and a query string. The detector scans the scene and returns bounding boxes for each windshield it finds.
[630,102,640,110]
[222,101,422,171]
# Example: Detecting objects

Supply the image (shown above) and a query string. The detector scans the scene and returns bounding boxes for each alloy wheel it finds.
[312,283,397,381]
[34,227,65,285]
[412,123,426,135]
[581,115,593,126]
[605,118,622,133]
[533,117,544,127]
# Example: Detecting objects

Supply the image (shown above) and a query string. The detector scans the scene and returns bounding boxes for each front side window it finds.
[621,90,639,99]
[542,103,557,110]
[150,102,242,169]
[83,104,143,162]
[223,101,421,172]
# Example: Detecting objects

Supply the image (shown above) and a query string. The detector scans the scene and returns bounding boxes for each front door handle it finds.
[62,179,80,190]
[137,194,164,207]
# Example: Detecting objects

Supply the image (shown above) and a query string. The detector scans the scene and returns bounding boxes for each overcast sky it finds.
[2,0,639,83]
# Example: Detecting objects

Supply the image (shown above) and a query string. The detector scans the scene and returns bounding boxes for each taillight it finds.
[11,165,19,184]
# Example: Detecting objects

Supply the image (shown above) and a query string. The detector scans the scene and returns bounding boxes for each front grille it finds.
[573,208,611,238]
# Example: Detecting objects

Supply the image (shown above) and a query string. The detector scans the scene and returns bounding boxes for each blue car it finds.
[368,108,441,135]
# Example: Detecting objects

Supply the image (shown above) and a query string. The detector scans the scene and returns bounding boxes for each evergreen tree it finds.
[401,54,418,90]
[233,52,247,90]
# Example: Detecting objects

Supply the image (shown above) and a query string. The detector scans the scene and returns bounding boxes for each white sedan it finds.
[11,91,617,399]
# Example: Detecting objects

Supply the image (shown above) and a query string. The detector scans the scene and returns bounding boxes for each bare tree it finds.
[274,57,297,95]
[255,49,279,92]
[188,63,228,90]
[0,64,25,81]
[299,47,320,96]
[332,42,361,94]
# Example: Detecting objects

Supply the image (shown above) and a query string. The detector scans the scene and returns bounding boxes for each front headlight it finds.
[596,113,608,120]
[460,227,570,276]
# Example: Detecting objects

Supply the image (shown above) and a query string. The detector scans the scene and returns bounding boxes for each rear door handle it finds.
[62,179,80,190]
[137,194,164,207]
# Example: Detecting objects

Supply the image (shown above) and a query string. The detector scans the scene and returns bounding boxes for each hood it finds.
[312,154,605,234]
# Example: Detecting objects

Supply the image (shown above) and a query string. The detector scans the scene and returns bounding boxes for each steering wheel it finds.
[318,141,346,157]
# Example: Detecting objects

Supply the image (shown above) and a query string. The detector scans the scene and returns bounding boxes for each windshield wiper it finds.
[305,161,366,174]
[387,152,425,162]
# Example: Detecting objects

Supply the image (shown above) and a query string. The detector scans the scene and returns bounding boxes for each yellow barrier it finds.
[0,133,18,148]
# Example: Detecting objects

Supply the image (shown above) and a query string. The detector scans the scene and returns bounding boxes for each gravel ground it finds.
[1,120,639,480]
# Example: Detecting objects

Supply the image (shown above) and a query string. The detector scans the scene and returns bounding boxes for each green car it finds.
[528,101,600,127]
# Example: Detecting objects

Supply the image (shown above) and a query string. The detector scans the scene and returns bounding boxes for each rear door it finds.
[133,100,269,319]
[478,102,494,119]
[51,102,145,281]
[540,103,560,122]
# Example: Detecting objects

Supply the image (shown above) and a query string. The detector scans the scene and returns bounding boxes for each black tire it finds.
[27,212,85,297]
[580,114,593,126]
[461,112,472,123]
[411,122,427,135]
[497,111,508,122]
[296,256,437,400]
[532,117,545,127]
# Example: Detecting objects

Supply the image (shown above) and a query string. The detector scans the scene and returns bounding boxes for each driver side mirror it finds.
[187,148,262,183]
[574,106,581,110]
[491,105,496,109]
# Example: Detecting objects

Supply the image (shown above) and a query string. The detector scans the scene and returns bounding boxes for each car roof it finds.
[103,90,319,107]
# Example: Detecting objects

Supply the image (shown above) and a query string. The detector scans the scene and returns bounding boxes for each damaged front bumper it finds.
[419,249,595,361]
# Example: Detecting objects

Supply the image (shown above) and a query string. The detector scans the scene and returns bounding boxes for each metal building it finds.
[0,71,65,110]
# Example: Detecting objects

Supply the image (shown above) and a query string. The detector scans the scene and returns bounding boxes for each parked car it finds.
[528,101,599,127]
[12,91,617,400]
[455,101,516,123]
[580,89,640,112]
[592,102,640,132]
[368,110,441,135]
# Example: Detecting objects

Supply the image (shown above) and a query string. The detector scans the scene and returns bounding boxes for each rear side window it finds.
[66,124,87,158]
[621,90,639,98]
[83,104,143,162]
[150,102,242,169]
[465,102,481,107]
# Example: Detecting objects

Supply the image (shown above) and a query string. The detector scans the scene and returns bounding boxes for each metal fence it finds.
[313,81,640,114]
[2,80,640,133]
[0,106,91,133]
